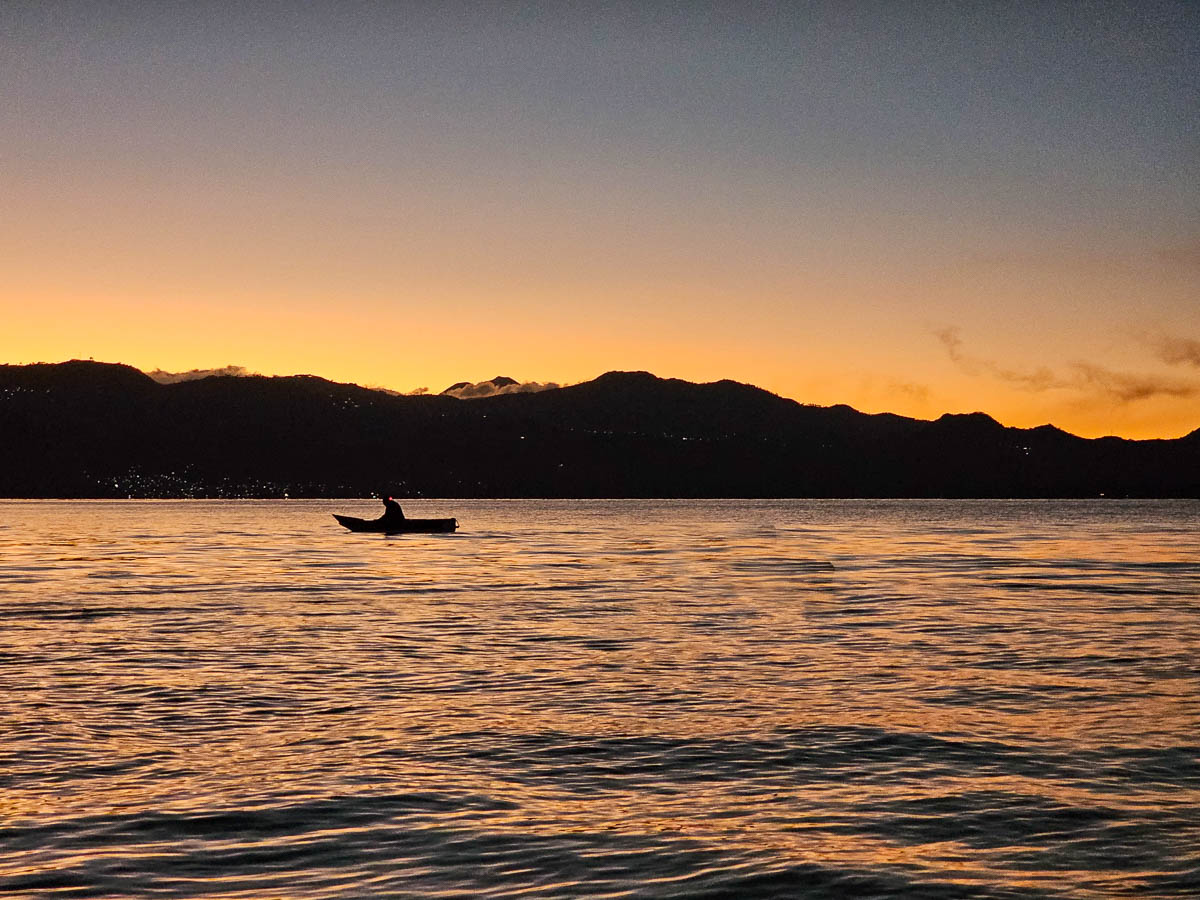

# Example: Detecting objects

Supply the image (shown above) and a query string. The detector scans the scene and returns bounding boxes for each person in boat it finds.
[380,495,405,523]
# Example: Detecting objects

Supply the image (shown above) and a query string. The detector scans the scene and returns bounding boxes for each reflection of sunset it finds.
[2,500,1197,895]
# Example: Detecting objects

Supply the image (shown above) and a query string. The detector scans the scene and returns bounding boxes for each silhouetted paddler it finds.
[380,495,405,522]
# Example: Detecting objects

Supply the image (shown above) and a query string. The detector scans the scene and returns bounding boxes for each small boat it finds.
[333,513,459,534]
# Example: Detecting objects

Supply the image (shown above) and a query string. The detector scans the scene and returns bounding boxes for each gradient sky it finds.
[3,1,1197,438]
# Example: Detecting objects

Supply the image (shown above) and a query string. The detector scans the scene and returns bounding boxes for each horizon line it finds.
[7,357,1199,444]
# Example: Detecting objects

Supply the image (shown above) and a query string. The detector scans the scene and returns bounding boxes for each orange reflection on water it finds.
[1,499,1197,896]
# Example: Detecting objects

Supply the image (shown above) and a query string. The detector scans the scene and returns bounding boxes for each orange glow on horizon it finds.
[2,3,1197,441]
[3,271,1198,440]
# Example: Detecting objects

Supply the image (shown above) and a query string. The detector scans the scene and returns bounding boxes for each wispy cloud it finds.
[889,380,930,403]
[145,365,254,383]
[1155,336,1200,369]
[442,379,561,400]
[1068,362,1196,403]
[933,327,970,368]
[936,327,1198,404]
[934,327,1064,390]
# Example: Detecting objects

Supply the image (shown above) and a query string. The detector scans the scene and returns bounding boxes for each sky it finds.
[3,1,1197,438]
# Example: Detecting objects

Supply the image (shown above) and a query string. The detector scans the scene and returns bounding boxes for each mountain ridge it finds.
[1,360,1196,498]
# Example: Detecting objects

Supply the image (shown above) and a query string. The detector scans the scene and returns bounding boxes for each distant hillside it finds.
[1,361,1196,498]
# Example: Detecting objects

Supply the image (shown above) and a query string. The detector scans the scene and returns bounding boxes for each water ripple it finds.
[0,499,1197,898]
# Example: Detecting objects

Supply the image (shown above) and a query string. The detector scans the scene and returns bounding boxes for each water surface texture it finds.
[2,499,1198,898]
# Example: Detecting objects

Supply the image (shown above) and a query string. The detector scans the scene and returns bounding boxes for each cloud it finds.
[442,379,561,399]
[145,365,254,383]
[934,327,970,368]
[934,327,1064,390]
[1155,337,1200,369]
[935,327,1198,404]
[1068,362,1197,403]
[889,380,930,403]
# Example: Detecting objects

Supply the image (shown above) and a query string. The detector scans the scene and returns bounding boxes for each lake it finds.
[1,499,1198,898]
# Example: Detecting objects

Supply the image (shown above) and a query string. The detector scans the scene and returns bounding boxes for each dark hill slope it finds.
[0,362,1196,497]
[481,371,917,442]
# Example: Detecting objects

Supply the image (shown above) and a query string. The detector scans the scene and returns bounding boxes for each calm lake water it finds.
[1,499,1198,898]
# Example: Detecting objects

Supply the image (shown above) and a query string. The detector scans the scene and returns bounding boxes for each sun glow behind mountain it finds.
[2,3,1197,439]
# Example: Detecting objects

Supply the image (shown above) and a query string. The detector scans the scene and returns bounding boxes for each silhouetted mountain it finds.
[1,361,1196,497]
